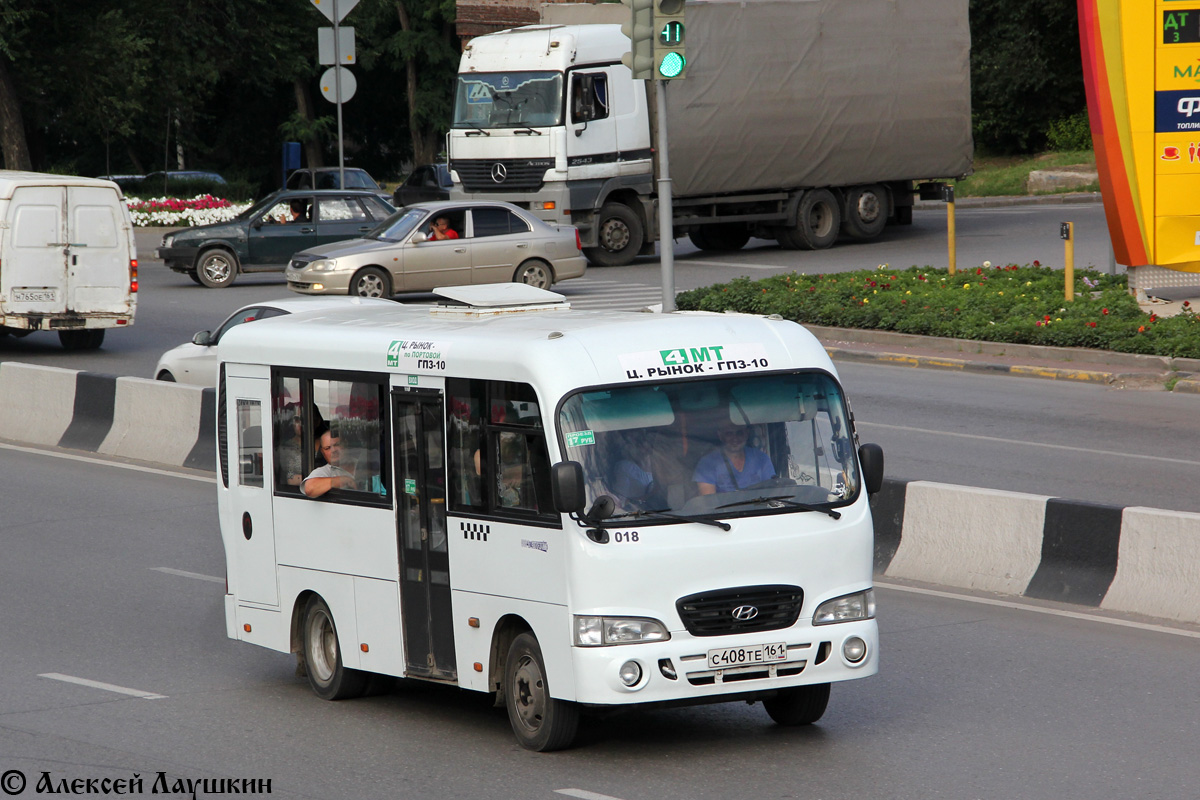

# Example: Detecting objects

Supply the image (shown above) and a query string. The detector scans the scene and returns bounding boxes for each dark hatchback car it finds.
[392,164,452,208]
[285,167,390,201]
[156,189,395,287]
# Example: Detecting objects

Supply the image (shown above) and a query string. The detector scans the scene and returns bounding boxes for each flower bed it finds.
[125,195,251,227]
[675,262,1200,359]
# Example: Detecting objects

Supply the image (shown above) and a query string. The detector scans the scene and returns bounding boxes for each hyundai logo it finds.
[731,605,759,621]
[490,163,507,183]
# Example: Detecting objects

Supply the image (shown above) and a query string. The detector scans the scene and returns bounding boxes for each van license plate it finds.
[12,288,57,302]
[707,642,788,669]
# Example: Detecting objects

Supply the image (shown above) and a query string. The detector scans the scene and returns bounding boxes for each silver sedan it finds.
[284,200,586,297]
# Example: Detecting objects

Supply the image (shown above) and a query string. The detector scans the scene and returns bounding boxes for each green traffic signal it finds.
[658,51,686,78]
[660,20,683,45]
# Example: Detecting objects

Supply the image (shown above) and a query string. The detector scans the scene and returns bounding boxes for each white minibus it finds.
[216,284,884,751]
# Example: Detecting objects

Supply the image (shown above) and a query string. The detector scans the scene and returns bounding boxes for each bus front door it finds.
[393,389,456,680]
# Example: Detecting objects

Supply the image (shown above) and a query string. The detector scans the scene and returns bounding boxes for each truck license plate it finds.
[11,288,57,302]
[707,642,788,669]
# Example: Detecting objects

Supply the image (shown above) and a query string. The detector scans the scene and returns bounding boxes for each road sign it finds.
[318,27,356,65]
[310,0,359,24]
[319,66,357,104]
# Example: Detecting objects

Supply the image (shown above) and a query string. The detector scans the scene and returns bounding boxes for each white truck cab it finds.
[0,171,137,350]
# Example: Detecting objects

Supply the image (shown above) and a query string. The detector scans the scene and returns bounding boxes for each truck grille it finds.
[676,585,804,637]
[452,159,553,193]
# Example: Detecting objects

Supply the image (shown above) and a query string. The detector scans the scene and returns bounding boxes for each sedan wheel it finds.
[196,249,238,288]
[514,259,552,290]
[350,267,391,298]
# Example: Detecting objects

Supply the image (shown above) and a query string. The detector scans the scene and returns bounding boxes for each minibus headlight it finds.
[813,589,876,626]
[573,616,670,646]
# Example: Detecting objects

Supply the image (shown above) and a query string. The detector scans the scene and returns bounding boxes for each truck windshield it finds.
[453,72,563,129]
[558,372,862,523]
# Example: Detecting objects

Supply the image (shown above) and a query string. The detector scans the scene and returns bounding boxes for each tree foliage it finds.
[970,0,1086,154]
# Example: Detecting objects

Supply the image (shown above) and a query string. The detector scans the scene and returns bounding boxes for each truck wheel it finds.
[783,190,841,250]
[841,184,888,240]
[302,596,368,701]
[584,202,642,267]
[59,330,104,350]
[350,267,391,298]
[514,259,553,289]
[690,223,750,252]
[763,683,831,726]
[196,248,239,288]
[505,632,579,751]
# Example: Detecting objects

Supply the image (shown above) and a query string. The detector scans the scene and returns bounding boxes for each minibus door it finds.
[393,388,456,680]
[226,376,279,607]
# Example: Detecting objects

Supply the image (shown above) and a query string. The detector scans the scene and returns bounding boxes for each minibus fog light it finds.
[573,616,670,646]
[843,636,867,663]
[813,589,876,625]
[619,660,642,686]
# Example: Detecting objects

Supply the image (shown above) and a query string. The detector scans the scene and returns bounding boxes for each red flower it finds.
[1102,308,1108,315]
[1044,315,1051,321]
[1033,260,1041,267]
[1087,322,1097,328]
[1138,325,1146,333]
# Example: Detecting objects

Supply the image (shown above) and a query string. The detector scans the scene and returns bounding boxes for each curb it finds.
[872,478,1200,625]
[914,192,1103,210]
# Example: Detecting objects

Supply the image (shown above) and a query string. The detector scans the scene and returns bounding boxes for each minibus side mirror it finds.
[858,443,884,495]
[551,461,586,514]
[193,330,214,346]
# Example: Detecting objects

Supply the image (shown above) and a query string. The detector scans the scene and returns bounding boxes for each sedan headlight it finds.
[307,259,339,272]
[813,589,876,626]
[574,616,670,647]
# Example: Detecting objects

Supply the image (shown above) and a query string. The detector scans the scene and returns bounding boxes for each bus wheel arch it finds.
[489,615,533,705]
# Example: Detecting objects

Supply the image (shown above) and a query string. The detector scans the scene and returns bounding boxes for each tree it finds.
[970,0,1086,154]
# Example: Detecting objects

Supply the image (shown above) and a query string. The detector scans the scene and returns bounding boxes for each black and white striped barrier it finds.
[872,478,1200,626]
[0,363,214,470]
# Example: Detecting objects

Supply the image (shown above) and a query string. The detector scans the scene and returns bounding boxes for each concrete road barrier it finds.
[2,361,1198,626]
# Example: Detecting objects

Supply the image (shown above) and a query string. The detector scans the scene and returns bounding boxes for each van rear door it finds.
[0,184,130,318]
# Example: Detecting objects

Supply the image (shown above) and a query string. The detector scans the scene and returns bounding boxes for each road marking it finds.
[858,421,1200,468]
[151,567,224,584]
[0,441,214,483]
[556,790,627,800]
[39,673,168,699]
[876,582,1200,639]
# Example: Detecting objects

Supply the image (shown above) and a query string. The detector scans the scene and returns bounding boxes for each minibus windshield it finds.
[558,372,861,522]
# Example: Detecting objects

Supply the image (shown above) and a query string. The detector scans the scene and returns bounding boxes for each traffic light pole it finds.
[656,80,676,313]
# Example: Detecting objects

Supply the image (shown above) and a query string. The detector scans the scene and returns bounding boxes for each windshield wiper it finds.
[514,127,543,135]
[609,509,731,531]
[714,495,841,520]
[465,127,491,136]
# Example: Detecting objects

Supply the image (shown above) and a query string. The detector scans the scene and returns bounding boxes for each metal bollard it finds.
[1061,222,1074,301]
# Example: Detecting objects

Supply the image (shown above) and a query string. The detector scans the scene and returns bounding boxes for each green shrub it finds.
[1046,112,1093,152]
[675,264,1200,359]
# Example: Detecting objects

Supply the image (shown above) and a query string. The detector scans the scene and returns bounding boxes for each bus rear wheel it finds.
[763,683,830,726]
[505,632,579,751]
[302,596,368,701]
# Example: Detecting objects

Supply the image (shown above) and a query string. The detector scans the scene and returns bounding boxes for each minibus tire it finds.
[505,632,579,751]
[196,248,239,288]
[302,597,368,701]
[763,683,830,726]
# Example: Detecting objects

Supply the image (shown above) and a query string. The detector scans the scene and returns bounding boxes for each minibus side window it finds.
[237,400,264,488]
[447,378,555,522]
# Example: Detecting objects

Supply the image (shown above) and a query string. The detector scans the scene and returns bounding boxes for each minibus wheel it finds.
[302,596,368,701]
[763,683,831,726]
[505,632,579,751]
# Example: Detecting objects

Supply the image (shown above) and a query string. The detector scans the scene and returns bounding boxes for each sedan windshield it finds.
[366,208,426,242]
[558,372,861,522]
[453,72,563,129]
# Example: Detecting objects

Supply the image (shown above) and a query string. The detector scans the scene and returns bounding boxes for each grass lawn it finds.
[954,150,1098,197]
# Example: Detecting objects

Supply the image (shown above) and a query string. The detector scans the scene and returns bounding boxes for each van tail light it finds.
[130,259,138,293]
[574,228,582,251]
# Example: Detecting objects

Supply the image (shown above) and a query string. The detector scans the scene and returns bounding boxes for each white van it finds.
[0,171,137,350]
[216,284,885,751]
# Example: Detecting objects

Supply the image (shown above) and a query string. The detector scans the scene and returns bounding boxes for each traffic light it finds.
[621,0,655,80]
[653,0,686,80]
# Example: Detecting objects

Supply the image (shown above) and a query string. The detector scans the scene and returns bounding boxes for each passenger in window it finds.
[693,422,775,495]
[428,215,459,240]
[277,412,305,486]
[610,429,667,510]
[302,428,359,497]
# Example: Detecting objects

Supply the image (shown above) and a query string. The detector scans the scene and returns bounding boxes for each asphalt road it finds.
[2,444,1199,799]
